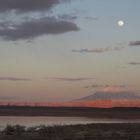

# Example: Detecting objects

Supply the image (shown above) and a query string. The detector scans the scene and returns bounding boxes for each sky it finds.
[0,0,140,103]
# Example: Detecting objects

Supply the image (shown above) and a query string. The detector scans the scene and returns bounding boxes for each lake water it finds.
[0,116,140,129]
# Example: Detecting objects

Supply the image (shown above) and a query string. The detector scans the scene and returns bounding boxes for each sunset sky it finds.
[0,0,140,103]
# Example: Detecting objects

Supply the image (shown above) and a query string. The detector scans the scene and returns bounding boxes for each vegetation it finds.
[0,106,140,139]
[0,123,140,140]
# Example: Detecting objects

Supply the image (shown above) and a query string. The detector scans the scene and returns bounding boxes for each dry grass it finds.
[0,123,140,140]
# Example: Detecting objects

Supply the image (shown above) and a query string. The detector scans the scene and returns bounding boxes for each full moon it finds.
[117,20,124,27]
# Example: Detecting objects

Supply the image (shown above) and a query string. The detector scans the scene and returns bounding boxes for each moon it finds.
[117,20,124,27]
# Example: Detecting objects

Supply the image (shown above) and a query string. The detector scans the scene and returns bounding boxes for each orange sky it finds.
[1,100,140,108]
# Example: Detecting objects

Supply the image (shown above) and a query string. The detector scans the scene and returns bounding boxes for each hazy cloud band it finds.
[72,46,125,53]
[129,40,140,46]
[46,77,95,82]
[0,76,32,81]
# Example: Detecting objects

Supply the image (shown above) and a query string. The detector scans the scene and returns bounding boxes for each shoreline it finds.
[0,106,140,119]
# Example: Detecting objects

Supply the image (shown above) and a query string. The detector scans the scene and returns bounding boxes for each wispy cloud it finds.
[128,62,140,65]
[58,14,78,20]
[72,46,125,53]
[46,77,95,82]
[129,40,140,46]
[84,16,98,20]
[0,76,32,81]
[72,47,110,53]
[85,84,127,89]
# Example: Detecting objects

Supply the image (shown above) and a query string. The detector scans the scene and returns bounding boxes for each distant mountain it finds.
[1,91,140,108]
[77,91,140,101]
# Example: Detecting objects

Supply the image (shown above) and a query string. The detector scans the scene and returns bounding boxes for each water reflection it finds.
[0,116,140,129]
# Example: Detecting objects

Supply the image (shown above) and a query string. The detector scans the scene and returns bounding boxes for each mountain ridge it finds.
[76,91,140,101]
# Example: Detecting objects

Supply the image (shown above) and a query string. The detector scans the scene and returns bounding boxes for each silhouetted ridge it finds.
[77,91,140,101]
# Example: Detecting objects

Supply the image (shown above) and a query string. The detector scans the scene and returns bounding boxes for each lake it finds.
[0,116,140,129]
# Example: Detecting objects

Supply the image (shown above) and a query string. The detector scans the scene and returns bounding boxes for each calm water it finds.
[0,116,140,129]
